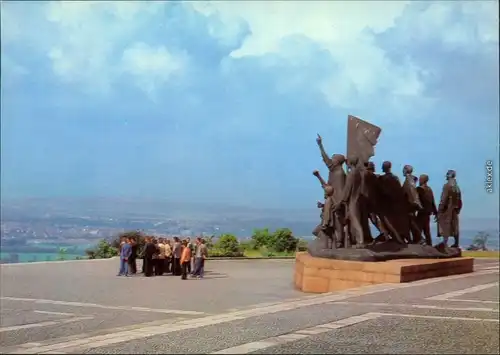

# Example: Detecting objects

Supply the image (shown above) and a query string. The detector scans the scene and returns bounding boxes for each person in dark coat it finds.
[171,237,182,276]
[143,237,157,277]
[128,238,138,274]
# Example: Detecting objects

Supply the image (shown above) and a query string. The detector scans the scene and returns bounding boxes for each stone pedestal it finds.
[294,252,474,293]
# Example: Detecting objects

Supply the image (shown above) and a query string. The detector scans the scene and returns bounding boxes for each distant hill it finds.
[1,196,317,221]
[1,197,498,249]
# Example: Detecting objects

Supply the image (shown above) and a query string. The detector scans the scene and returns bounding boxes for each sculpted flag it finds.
[346,115,382,165]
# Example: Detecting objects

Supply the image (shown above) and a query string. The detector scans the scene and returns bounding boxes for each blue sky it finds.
[1,1,499,219]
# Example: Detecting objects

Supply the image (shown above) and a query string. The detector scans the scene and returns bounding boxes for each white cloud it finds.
[121,42,187,96]
[3,0,496,107]
[44,1,182,94]
[396,2,498,52]
[188,1,418,108]
[188,1,497,110]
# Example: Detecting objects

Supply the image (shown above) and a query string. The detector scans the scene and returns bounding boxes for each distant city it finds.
[1,197,498,263]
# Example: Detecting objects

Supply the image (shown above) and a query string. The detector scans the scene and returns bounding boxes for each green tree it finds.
[211,234,243,257]
[215,234,240,253]
[85,240,118,259]
[239,239,257,251]
[272,228,298,253]
[251,228,274,249]
[204,235,215,249]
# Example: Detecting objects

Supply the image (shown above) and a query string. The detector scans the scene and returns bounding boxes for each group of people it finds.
[117,236,209,280]
[313,134,462,249]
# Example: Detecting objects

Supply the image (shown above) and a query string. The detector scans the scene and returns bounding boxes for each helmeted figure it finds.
[437,170,462,247]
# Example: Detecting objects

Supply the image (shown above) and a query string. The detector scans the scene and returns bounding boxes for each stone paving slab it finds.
[18,270,498,353]
[0,258,498,354]
[77,298,500,354]
[0,299,191,348]
[254,316,499,354]
[0,259,304,313]
[0,309,70,328]
[347,271,499,304]
[81,304,367,354]
[454,287,499,302]
[0,258,306,353]
[328,302,499,319]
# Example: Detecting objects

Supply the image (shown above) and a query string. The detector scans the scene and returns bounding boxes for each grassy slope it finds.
[462,250,500,258]
[242,249,296,258]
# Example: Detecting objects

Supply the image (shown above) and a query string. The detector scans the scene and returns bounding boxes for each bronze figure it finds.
[437,170,462,247]
[362,161,386,240]
[337,156,372,248]
[416,174,438,246]
[377,161,408,244]
[311,170,336,249]
[312,170,344,248]
[316,135,347,211]
[308,115,462,261]
[315,135,347,246]
[402,165,423,244]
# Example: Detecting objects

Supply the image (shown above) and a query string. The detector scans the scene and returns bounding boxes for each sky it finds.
[1,1,499,220]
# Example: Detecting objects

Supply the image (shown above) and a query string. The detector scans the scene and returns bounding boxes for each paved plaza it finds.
[0,257,498,354]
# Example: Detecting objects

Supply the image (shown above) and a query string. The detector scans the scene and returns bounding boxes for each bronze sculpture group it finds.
[311,116,462,257]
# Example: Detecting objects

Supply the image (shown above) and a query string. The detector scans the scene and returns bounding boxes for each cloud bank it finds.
[1,1,498,219]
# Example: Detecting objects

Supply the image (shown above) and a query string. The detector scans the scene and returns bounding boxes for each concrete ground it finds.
[0,257,498,354]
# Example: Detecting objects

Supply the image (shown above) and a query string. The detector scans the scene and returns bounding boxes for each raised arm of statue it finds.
[312,170,327,188]
[316,134,334,168]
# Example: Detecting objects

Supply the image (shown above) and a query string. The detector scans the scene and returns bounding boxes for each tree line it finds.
[85,228,309,259]
[0,230,493,264]
[84,229,492,260]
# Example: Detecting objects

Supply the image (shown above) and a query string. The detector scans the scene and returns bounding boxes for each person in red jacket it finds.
[180,240,191,280]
